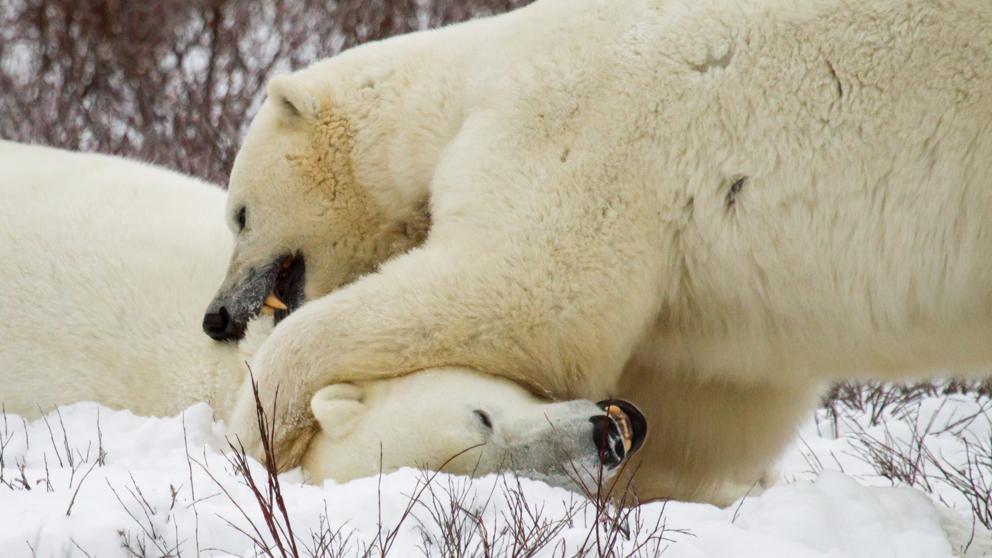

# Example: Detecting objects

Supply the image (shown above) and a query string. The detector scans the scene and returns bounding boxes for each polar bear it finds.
[0,141,647,490]
[206,0,992,503]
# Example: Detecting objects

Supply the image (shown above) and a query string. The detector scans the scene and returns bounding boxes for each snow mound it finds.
[1,396,989,557]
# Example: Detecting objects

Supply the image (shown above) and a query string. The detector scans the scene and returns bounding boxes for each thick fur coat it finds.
[214,0,992,503]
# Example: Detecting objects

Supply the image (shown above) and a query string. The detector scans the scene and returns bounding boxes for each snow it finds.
[1,393,990,558]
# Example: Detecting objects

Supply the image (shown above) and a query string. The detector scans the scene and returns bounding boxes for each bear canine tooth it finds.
[264,292,288,311]
[605,404,633,453]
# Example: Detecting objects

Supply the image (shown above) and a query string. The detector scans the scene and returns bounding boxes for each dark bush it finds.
[0,0,531,184]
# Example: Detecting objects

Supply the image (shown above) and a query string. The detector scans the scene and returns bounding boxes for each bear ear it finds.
[310,383,367,439]
[267,74,319,121]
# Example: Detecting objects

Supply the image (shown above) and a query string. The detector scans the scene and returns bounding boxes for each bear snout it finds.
[202,305,246,341]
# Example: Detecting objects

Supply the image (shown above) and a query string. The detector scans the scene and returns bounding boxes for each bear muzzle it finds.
[203,253,306,341]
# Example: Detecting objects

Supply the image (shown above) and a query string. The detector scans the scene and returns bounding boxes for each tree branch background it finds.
[0,0,531,184]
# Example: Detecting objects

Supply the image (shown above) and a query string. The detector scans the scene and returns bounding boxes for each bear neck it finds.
[314,29,478,230]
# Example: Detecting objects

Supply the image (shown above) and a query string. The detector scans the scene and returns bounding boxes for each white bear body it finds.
[0,141,641,489]
[214,0,992,502]
[0,141,253,418]
[326,0,992,386]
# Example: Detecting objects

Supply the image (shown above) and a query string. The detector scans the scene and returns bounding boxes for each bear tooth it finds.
[264,292,288,310]
[605,405,633,453]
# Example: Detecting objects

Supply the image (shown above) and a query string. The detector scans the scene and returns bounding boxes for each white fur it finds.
[0,141,625,489]
[304,369,617,490]
[0,141,255,417]
[217,0,992,503]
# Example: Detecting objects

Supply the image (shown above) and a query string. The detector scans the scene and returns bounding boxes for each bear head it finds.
[203,72,428,341]
[300,368,647,492]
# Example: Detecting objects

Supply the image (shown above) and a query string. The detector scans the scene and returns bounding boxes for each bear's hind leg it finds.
[618,368,823,505]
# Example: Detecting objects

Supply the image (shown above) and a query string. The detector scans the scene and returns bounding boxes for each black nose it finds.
[590,415,626,469]
[202,306,245,341]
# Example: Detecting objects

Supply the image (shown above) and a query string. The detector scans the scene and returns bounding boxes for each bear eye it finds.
[235,206,247,232]
[473,409,493,430]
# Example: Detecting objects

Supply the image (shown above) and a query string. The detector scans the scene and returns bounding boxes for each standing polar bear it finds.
[0,141,646,491]
[207,0,992,503]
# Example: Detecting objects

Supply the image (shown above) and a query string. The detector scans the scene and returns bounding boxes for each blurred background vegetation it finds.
[0,0,531,184]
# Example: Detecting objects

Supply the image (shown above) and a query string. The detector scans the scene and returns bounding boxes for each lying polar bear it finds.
[0,141,646,489]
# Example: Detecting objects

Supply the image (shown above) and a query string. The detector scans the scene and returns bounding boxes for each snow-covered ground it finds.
[2,388,990,558]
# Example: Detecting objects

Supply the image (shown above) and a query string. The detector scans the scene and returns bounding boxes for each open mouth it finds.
[603,404,634,454]
[260,253,306,325]
[594,398,647,464]
[202,252,307,342]
[259,254,306,324]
